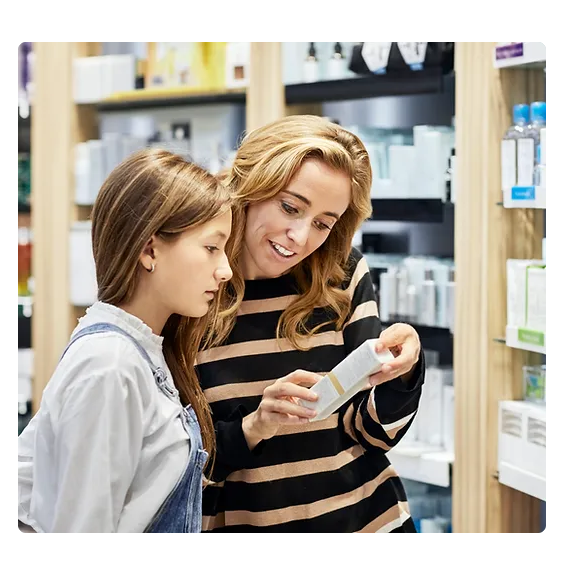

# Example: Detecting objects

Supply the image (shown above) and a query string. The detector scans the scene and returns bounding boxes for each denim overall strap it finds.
[61,322,180,402]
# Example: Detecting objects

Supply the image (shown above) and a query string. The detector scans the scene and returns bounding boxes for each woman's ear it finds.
[139,236,156,273]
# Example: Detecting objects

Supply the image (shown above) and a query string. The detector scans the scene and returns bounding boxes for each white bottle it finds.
[501,104,529,189]
[303,43,319,83]
[327,42,347,80]
[379,267,397,322]
[420,269,437,326]
[396,267,409,319]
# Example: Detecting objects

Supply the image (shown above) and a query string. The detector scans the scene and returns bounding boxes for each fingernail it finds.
[310,393,319,401]
[375,342,384,352]
[381,365,392,373]
[309,409,317,416]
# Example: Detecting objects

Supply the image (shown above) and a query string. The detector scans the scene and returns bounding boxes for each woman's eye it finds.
[314,221,331,231]
[281,202,298,215]
[206,246,219,253]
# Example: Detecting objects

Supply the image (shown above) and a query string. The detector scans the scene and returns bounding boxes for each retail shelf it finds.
[493,42,546,69]
[97,87,246,112]
[285,68,452,104]
[503,186,546,209]
[498,400,545,501]
[387,443,454,487]
[506,325,546,354]
[370,198,451,223]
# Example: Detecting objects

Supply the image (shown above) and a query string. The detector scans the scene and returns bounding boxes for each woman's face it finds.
[153,209,233,318]
[241,159,351,280]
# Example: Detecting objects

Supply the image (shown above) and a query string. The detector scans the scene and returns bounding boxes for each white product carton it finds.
[300,339,395,421]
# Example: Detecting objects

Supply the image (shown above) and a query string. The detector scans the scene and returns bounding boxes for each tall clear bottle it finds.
[517,101,546,187]
[501,104,529,189]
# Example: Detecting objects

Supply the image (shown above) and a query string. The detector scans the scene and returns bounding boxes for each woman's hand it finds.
[368,323,421,387]
[242,370,322,450]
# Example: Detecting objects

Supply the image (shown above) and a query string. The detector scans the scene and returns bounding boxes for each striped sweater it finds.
[196,247,425,532]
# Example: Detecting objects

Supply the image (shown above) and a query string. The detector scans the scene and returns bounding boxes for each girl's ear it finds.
[139,235,156,272]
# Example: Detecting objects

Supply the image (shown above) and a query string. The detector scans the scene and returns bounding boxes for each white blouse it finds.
[18,302,190,532]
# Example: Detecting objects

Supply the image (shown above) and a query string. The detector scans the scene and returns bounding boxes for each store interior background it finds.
[17,42,546,533]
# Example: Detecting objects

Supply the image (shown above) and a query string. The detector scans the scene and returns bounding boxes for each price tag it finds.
[362,42,392,75]
[397,42,428,70]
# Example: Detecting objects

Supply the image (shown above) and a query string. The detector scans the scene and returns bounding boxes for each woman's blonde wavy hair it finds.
[207,115,373,350]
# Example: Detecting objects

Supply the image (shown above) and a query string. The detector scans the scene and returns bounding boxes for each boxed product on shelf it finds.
[225,42,250,89]
[506,259,545,330]
[74,55,136,103]
[69,221,98,307]
[146,42,208,89]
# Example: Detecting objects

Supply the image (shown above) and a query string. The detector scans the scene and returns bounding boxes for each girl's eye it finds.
[206,246,219,253]
[281,202,298,215]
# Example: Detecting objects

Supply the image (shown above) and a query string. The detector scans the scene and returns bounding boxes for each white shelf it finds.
[506,325,546,354]
[498,400,546,501]
[499,462,546,501]
[503,186,546,209]
[494,42,546,69]
[387,443,454,487]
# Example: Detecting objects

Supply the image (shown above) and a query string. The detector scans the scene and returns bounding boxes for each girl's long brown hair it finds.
[208,115,372,350]
[91,148,234,473]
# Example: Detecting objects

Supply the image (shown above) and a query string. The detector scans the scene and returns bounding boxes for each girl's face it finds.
[152,210,233,318]
[240,160,351,280]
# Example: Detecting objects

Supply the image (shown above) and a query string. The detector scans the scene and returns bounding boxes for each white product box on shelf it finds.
[498,400,545,500]
[225,42,250,89]
[526,267,546,332]
[300,339,394,422]
[389,145,415,199]
[503,186,546,209]
[70,221,98,307]
[370,179,397,199]
[74,55,136,103]
[506,259,543,328]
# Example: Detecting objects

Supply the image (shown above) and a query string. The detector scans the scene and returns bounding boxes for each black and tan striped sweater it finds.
[196,247,425,532]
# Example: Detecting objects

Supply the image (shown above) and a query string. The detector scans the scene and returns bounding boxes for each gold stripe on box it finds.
[328,372,345,396]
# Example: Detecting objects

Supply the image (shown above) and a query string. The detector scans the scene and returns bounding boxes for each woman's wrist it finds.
[242,412,264,451]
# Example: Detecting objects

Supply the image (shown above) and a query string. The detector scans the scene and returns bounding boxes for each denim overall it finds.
[60,322,208,533]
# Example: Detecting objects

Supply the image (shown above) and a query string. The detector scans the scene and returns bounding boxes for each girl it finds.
[18,148,235,532]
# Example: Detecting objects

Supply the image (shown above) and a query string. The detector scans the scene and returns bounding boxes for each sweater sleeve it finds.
[210,405,266,483]
[338,248,425,453]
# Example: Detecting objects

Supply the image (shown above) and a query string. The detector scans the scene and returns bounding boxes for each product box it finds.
[526,266,546,332]
[506,259,542,327]
[147,42,207,89]
[225,42,250,89]
[300,339,394,421]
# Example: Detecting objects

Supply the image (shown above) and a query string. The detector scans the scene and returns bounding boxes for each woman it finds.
[196,115,425,533]
[18,148,240,532]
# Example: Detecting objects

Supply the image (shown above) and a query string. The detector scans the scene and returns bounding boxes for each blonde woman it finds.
[18,149,242,532]
[197,115,424,533]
